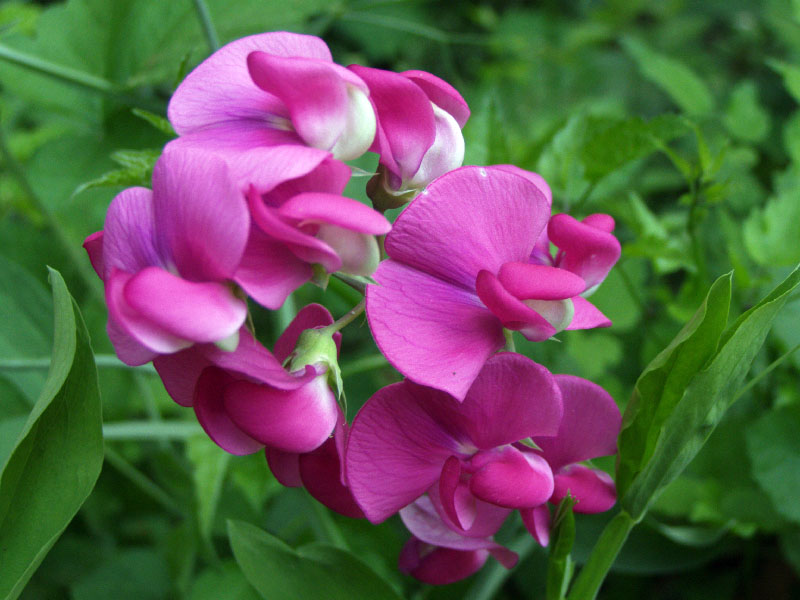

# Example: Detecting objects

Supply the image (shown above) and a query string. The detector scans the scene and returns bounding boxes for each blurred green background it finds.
[2,0,800,598]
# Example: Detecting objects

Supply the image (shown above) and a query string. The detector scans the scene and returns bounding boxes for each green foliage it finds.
[228,520,404,600]
[0,269,103,600]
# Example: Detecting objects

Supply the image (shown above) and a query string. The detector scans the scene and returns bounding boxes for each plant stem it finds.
[341,353,389,377]
[103,421,204,440]
[0,354,155,373]
[191,0,220,52]
[503,328,516,352]
[565,511,636,600]
[733,342,800,403]
[323,299,366,334]
[331,272,369,294]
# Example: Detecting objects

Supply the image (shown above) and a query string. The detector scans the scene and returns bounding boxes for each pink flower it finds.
[520,375,621,546]
[153,304,341,456]
[168,32,376,179]
[366,165,612,400]
[348,65,469,206]
[345,353,563,532]
[398,496,518,585]
[83,148,253,365]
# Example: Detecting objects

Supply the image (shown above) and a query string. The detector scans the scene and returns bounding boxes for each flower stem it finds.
[191,0,220,52]
[503,328,516,352]
[323,299,366,334]
[565,511,636,600]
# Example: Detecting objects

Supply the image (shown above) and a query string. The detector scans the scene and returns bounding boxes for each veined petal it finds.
[552,465,616,514]
[491,165,552,209]
[367,260,503,401]
[385,166,549,289]
[248,52,348,152]
[168,32,331,135]
[534,374,621,470]
[194,367,264,455]
[152,148,249,281]
[224,374,337,453]
[470,447,554,509]
[346,381,462,523]
[102,187,160,277]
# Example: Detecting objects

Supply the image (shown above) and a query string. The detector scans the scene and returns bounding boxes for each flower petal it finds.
[346,381,462,523]
[83,231,104,279]
[273,303,335,364]
[367,260,503,401]
[398,538,489,585]
[102,187,160,276]
[475,270,556,342]
[534,374,621,470]
[497,262,586,301]
[548,213,621,291]
[491,165,552,209]
[153,346,210,407]
[469,447,554,509]
[401,496,501,552]
[438,457,476,531]
[385,166,549,289]
[279,193,391,235]
[266,448,303,487]
[106,316,157,366]
[152,148,249,281]
[552,465,616,514]
[299,437,365,518]
[401,70,470,127]
[520,504,551,547]
[566,296,612,330]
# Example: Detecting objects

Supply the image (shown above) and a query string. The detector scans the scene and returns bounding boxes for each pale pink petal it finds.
[168,32,331,135]
[475,270,556,342]
[234,225,312,310]
[385,166,550,289]
[248,52,347,151]
[223,375,337,453]
[102,187,161,277]
[83,231,104,279]
[278,193,391,235]
[520,504,551,546]
[367,260,503,401]
[457,353,563,448]
[193,367,264,455]
[552,465,616,514]
[346,381,462,523]
[404,103,465,190]
[401,70,470,127]
[548,213,621,291]
[273,303,335,363]
[534,374,621,471]
[497,262,586,300]
[348,65,436,179]
[152,148,248,281]
[566,297,612,330]
[469,447,554,509]
[121,267,247,345]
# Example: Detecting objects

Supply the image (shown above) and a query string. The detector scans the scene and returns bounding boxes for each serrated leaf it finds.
[620,265,800,520]
[228,520,403,600]
[621,37,714,115]
[0,268,103,600]
[73,148,160,196]
[616,273,732,499]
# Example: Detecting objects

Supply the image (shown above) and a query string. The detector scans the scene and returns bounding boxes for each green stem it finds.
[323,299,366,334]
[733,342,800,403]
[341,354,389,377]
[503,328,516,352]
[565,511,636,600]
[104,445,186,517]
[0,354,155,372]
[191,0,220,52]
[103,421,203,440]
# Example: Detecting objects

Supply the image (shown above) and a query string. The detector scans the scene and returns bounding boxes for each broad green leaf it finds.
[0,268,103,600]
[70,548,170,600]
[723,81,770,143]
[228,520,404,600]
[768,59,800,104]
[616,273,732,497]
[743,168,800,266]
[745,405,800,524]
[191,562,260,600]
[621,37,714,115]
[187,434,231,541]
[621,265,800,520]
[783,110,800,164]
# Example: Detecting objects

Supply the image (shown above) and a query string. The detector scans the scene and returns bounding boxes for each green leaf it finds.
[70,548,170,600]
[746,405,800,524]
[723,81,770,143]
[0,268,103,600]
[228,520,404,600]
[768,59,800,104]
[621,37,714,115]
[743,168,800,266]
[546,496,576,600]
[132,109,176,137]
[187,434,231,542]
[621,265,800,520]
[73,148,160,196]
[190,562,260,600]
[616,273,732,498]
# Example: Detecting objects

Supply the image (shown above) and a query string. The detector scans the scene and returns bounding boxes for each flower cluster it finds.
[84,31,622,585]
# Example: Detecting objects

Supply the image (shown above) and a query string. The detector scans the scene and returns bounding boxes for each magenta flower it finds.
[398,496,518,585]
[168,32,376,175]
[345,353,563,533]
[366,165,612,400]
[348,65,469,204]
[520,375,621,546]
[153,304,341,455]
[83,148,253,365]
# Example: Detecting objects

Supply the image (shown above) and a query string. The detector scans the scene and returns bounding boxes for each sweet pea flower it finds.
[520,375,621,546]
[398,496,518,585]
[153,304,341,456]
[168,32,376,176]
[83,148,259,365]
[532,213,621,297]
[346,353,563,534]
[348,65,469,208]
[366,165,612,400]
